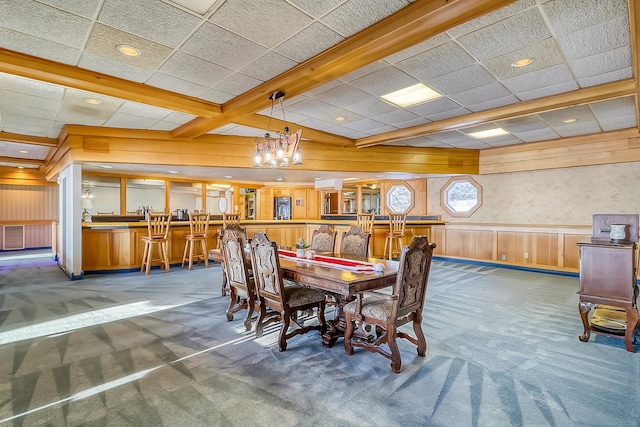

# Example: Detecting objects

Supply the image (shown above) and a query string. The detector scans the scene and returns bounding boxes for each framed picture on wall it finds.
[295,198,304,207]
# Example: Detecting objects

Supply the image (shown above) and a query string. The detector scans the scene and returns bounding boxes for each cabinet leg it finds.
[624,308,638,352]
[578,302,594,342]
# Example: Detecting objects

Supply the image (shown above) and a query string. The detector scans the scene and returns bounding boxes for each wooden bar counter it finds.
[81,218,444,272]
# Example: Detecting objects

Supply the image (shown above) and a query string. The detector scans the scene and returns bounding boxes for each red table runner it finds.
[278,249,376,272]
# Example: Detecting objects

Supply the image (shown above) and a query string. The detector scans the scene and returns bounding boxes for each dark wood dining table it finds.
[209,248,399,346]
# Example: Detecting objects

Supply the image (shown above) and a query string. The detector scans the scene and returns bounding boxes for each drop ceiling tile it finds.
[569,46,631,79]
[287,0,346,18]
[384,136,445,148]
[496,115,548,133]
[510,128,559,142]
[85,23,174,70]
[104,112,159,129]
[339,60,391,84]
[146,73,210,97]
[57,89,122,125]
[0,102,55,121]
[3,113,53,131]
[321,0,409,38]
[483,38,565,80]
[395,41,476,81]
[0,74,64,100]
[148,121,178,131]
[543,0,627,36]
[78,52,153,83]
[517,80,579,101]
[0,89,61,110]
[373,109,421,126]
[314,85,374,108]
[393,117,431,129]
[557,16,629,60]
[315,108,365,125]
[457,8,551,61]
[240,52,299,82]
[466,95,519,113]
[210,0,313,49]
[214,73,262,96]
[343,117,387,132]
[598,116,636,132]
[273,22,344,63]
[116,102,173,120]
[286,98,340,117]
[539,105,596,127]
[366,124,397,135]
[298,117,343,132]
[47,122,65,138]
[447,140,492,149]
[385,33,450,64]
[198,88,235,104]
[447,0,536,38]
[427,130,479,144]
[159,51,234,87]
[332,128,369,139]
[578,67,632,88]
[485,138,525,148]
[502,63,575,94]
[344,98,397,117]
[256,108,311,125]
[550,122,601,138]
[208,123,238,134]
[220,124,265,136]
[428,65,497,96]
[303,80,344,97]
[0,27,80,65]
[407,97,467,120]
[0,0,92,48]
[182,22,268,71]
[98,0,201,48]
[4,142,49,159]
[349,66,418,97]
[590,97,635,122]
[36,0,102,17]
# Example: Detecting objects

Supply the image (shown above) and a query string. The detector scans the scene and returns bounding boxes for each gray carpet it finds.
[0,250,638,426]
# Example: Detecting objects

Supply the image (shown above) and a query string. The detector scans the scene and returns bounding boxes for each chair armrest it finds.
[360,290,398,301]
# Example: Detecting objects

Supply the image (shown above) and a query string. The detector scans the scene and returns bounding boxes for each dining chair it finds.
[249,232,327,351]
[383,213,407,260]
[310,224,337,255]
[339,226,371,258]
[140,213,171,275]
[343,235,436,373]
[181,212,210,269]
[217,212,241,249]
[220,228,258,331]
[356,213,375,234]
[219,223,249,296]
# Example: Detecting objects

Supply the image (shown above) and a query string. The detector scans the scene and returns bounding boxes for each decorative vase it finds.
[610,224,626,241]
[296,248,305,258]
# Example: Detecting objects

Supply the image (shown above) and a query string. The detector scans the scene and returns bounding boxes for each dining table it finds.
[209,247,400,347]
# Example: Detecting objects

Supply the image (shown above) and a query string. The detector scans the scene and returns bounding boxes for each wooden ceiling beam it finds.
[355,79,638,147]
[0,48,222,118]
[0,156,45,165]
[172,0,517,138]
[0,131,58,147]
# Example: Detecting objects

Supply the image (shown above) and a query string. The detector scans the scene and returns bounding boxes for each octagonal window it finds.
[441,176,482,217]
[386,183,414,214]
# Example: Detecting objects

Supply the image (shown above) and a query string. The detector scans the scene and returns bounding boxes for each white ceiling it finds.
[0,0,636,182]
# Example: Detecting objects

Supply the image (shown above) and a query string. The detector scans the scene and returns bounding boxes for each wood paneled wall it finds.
[0,184,58,249]
[432,223,591,272]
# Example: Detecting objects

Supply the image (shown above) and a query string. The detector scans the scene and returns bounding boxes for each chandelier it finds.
[253,91,302,168]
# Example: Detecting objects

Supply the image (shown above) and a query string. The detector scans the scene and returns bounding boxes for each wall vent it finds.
[3,225,25,250]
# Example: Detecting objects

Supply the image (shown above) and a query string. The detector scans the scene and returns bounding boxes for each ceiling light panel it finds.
[381,83,442,107]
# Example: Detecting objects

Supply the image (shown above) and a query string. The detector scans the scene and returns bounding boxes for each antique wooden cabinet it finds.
[577,214,639,352]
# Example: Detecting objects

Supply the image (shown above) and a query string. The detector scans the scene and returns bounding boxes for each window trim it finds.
[440,176,483,218]
[385,181,415,214]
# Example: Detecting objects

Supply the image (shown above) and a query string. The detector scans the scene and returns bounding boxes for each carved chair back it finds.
[340,226,370,258]
[249,232,287,311]
[220,229,252,294]
[310,224,337,254]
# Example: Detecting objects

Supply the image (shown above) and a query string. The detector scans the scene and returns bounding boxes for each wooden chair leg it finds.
[344,312,354,355]
[141,241,149,273]
[145,242,153,275]
[188,238,194,269]
[201,239,209,268]
[163,241,171,272]
[182,239,189,268]
[387,324,402,374]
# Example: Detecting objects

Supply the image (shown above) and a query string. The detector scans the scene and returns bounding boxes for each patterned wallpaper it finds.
[428,162,640,225]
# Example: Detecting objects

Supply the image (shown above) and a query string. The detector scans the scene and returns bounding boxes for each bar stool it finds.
[218,213,241,249]
[141,213,171,275]
[383,213,407,260]
[357,213,375,234]
[182,212,210,269]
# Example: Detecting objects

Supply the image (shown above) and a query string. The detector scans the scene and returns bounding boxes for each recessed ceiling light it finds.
[335,116,346,121]
[17,166,24,169]
[563,118,578,123]
[168,170,179,174]
[468,128,510,139]
[511,58,533,68]
[381,83,441,108]
[224,175,232,179]
[84,98,101,105]
[19,150,28,154]
[116,44,141,57]
[100,165,113,169]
